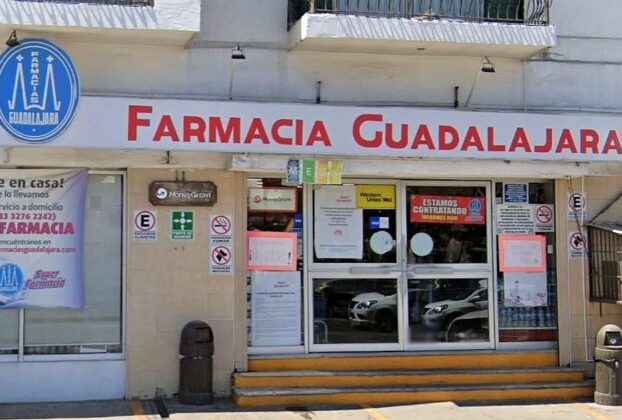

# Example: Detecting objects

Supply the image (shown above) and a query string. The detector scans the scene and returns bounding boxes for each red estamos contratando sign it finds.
[410,195,486,224]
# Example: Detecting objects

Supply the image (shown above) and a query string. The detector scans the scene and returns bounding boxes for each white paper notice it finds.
[251,271,301,347]
[504,272,548,307]
[314,186,363,259]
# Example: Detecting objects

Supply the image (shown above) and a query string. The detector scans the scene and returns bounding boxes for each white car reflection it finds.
[421,288,488,329]
[445,309,489,342]
[348,292,397,332]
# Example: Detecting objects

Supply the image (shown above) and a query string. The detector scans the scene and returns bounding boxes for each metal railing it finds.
[13,0,153,5]
[289,0,551,27]
[588,225,622,303]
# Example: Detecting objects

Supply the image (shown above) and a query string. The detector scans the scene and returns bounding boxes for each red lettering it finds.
[245,118,269,144]
[295,120,303,146]
[487,127,505,152]
[127,105,152,141]
[386,123,408,149]
[411,125,435,150]
[534,128,553,153]
[580,129,599,154]
[153,115,179,142]
[509,128,532,152]
[439,125,459,150]
[353,114,383,148]
[208,117,240,143]
[272,119,293,145]
[603,130,622,154]
[461,126,485,151]
[555,129,577,153]
[307,121,331,146]
[183,116,206,142]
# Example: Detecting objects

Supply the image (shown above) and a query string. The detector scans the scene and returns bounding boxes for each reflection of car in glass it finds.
[421,288,488,329]
[445,309,489,342]
[348,293,399,332]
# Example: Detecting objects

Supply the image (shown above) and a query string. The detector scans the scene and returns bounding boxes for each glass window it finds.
[24,174,123,354]
[495,181,558,342]
[247,178,304,348]
[406,185,488,264]
[407,278,490,344]
[0,310,18,355]
[313,278,398,344]
[313,184,398,264]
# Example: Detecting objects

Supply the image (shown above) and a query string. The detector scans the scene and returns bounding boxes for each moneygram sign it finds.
[0,39,80,144]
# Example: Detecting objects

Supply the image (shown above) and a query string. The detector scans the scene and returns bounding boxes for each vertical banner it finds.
[0,169,87,309]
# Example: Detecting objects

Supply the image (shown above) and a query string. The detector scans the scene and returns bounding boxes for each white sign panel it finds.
[314,186,363,259]
[534,204,554,232]
[133,209,157,241]
[251,271,301,347]
[209,214,233,245]
[0,169,87,309]
[210,245,233,274]
[567,192,587,221]
[247,232,296,271]
[248,188,297,212]
[2,96,622,163]
[569,231,587,259]
[504,271,548,307]
[496,204,555,234]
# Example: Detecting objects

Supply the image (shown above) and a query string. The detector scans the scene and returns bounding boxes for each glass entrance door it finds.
[308,181,493,352]
[404,182,493,350]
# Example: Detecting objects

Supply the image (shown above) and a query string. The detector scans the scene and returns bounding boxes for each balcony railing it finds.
[13,0,153,5]
[289,0,551,27]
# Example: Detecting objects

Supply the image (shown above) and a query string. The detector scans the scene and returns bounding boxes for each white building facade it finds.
[0,0,621,402]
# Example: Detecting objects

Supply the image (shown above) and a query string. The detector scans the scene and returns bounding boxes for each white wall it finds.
[44,1,618,114]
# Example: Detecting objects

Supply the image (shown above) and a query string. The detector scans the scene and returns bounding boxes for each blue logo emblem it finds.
[469,199,482,213]
[0,39,80,144]
[0,263,25,298]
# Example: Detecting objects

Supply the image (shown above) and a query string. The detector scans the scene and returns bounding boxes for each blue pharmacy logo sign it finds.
[0,263,25,299]
[0,39,80,144]
[469,199,482,214]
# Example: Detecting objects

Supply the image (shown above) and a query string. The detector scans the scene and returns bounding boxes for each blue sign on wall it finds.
[0,39,80,144]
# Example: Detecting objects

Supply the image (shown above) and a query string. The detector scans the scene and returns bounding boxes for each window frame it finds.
[0,170,127,363]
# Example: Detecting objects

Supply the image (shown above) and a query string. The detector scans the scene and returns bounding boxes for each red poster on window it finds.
[410,195,486,224]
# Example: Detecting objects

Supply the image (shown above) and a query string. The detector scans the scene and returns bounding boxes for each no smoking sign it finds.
[209,214,233,245]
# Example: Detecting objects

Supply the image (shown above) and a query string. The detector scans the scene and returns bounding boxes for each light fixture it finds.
[231,44,245,60]
[481,56,495,73]
[5,30,19,48]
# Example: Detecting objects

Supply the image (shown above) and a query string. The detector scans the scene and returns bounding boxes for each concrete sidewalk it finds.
[1,398,622,420]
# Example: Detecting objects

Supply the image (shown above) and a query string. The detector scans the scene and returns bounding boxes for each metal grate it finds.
[289,0,551,27]
[13,1,153,6]
[588,225,622,303]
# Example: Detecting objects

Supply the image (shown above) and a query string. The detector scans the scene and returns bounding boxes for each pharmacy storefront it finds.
[1,40,621,401]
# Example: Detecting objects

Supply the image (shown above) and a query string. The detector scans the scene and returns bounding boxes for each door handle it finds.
[349,266,395,275]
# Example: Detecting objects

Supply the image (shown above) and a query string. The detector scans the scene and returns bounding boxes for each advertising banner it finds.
[0,169,87,309]
[410,195,485,224]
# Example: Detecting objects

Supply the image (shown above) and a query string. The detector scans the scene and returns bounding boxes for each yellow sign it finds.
[356,185,395,209]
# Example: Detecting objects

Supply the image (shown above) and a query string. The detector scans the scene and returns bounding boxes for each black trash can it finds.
[594,324,622,406]
[178,321,214,405]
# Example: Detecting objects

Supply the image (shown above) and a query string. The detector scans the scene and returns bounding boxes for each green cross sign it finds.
[171,211,194,240]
